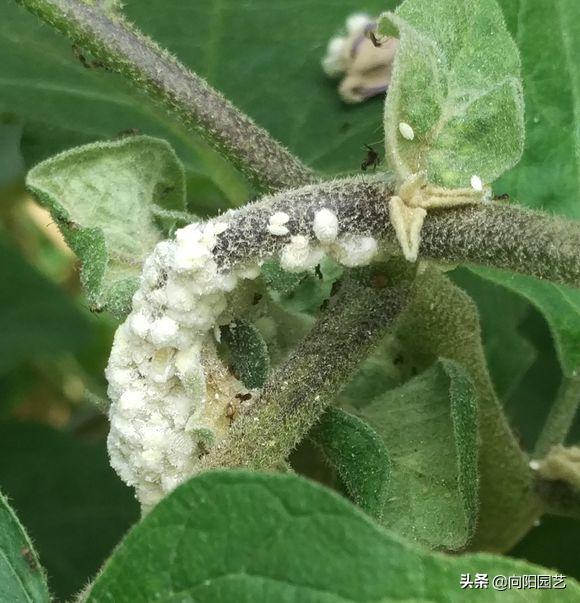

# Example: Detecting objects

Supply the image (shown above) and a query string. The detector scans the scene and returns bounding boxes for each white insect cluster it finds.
[105,207,379,510]
[280,208,377,271]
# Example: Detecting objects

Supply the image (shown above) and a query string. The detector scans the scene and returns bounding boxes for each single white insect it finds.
[267,224,290,236]
[398,122,415,141]
[280,235,323,271]
[313,208,339,244]
[269,211,290,226]
[470,175,484,192]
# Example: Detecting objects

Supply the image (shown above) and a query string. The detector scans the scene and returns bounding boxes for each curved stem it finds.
[15,0,316,190]
[202,269,410,471]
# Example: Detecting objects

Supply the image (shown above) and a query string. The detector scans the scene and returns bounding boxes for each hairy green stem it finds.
[15,0,315,190]
[534,377,580,458]
[212,177,580,289]
[202,270,410,471]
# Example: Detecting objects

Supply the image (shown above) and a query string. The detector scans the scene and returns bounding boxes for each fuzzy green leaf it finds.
[222,319,270,389]
[0,490,49,603]
[380,0,524,188]
[351,359,477,550]
[261,260,306,294]
[86,471,580,602]
[472,267,580,377]
[310,406,391,519]
[26,136,186,318]
[396,268,534,550]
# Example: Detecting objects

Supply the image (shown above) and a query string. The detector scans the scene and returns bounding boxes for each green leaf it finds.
[26,136,186,317]
[86,471,580,602]
[309,407,391,519]
[222,319,270,389]
[472,267,580,377]
[380,0,524,188]
[0,489,49,603]
[0,2,247,205]
[497,0,580,219]
[0,239,92,374]
[261,260,306,294]
[396,268,534,550]
[337,335,410,411]
[0,422,139,601]
[349,359,477,550]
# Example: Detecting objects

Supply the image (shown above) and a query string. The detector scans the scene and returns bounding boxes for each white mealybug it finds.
[398,122,415,141]
[280,235,324,272]
[106,203,388,511]
[267,211,290,236]
[313,208,339,244]
[334,235,378,267]
[470,175,484,192]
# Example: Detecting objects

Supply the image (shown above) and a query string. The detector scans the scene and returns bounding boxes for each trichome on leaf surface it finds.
[1,0,580,600]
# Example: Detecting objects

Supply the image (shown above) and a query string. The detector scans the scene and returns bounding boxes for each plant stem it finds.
[202,269,410,471]
[212,177,580,289]
[15,0,315,190]
[534,376,580,458]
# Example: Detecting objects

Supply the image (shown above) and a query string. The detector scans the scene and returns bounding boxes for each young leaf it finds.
[309,406,391,520]
[26,136,186,318]
[0,490,49,603]
[472,267,580,378]
[221,319,270,388]
[380,0,524,188]
[396,268,535,550]
[350,359,477,550]
[85,471,580,602]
